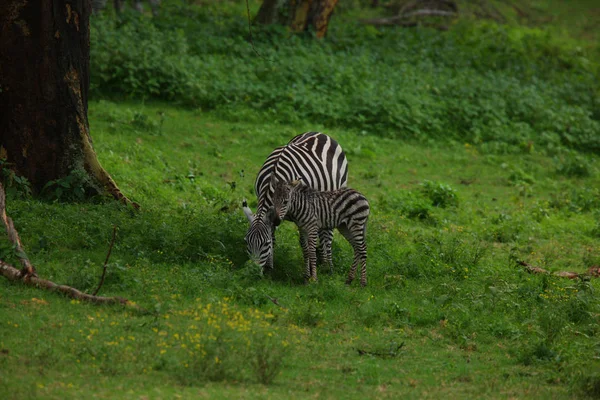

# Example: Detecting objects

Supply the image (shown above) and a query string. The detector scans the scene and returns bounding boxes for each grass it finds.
[2,1,600,397]
[1,100,599,398]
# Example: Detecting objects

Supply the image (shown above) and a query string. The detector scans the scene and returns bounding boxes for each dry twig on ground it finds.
[0,182,141,309]
[518,260,599,280]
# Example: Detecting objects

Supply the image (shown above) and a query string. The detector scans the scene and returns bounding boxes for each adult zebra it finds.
[243,132,349,270]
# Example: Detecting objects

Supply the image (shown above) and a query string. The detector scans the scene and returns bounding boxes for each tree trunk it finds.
[287,0,313,32]
[255,0,279,25]
[0,0,135,206]
[307,0,339,38]
[257,0,338,38]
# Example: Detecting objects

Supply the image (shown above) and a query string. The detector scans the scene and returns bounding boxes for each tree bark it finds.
[307,0,339,38]
[0,0,136,207]
[288,0,313,32]
[257,0,338,38]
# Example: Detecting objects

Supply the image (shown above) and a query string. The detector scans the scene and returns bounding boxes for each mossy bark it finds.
[0,0,135,206]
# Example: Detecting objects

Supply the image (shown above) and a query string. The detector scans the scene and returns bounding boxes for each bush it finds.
[420,180,458,208]
[164,299,288,385]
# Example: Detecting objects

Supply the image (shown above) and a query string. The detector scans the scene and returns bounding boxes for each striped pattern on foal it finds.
[244,132,348,270]
[272,180,370,287]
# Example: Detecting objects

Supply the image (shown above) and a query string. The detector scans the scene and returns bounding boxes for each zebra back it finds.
[283,184,370,231]
[254,132,348,218]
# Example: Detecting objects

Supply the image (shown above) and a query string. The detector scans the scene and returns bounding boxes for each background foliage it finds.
[1,1,599,398]
[91,1,600,153]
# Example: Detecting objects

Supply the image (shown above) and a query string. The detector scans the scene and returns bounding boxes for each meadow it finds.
[1,1,600,398]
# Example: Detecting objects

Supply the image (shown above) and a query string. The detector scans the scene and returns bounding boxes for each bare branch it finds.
[264,292,283,308]
[360,9,455,27]
[245,0,269,60]
[360,15,405,25]
[403,9,456,18]
[0,183,36,278]
[93,225,118,296]
[0,259,140,307]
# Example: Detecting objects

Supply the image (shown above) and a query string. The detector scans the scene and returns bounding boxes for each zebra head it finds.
[271,178,302,221]
[243,199,277,269]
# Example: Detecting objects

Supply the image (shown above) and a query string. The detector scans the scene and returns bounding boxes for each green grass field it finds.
[2,0,600,398]
[1,100,599,399]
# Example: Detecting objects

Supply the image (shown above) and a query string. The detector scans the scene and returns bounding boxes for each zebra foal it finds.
[270,179,370,287]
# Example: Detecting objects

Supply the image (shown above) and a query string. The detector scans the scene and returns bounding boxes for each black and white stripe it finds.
[243,132,348,270]
[271,179,370,287]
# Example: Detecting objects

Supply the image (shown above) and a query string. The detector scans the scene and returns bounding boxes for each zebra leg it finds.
[299,230,311,283]
[318,229,334,274]
[300,228,318,283]
[339,225,368,287]
[357,242,368,287]
[266,228,276,271]
[308,229,319,282]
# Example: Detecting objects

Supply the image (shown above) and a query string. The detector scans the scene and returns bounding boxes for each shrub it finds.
[420,180,458,208]
[165,299,289,385]
[0,159,31,199]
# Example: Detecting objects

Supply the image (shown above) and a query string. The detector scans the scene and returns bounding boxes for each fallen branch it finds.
[518,260,600,280]
[398,0,457,14]
[264,292,284,308]
[360,13,453,28]
[0,182,142,310]
[0,259,135,306]
[92,225,118,296]
[360,15,406,25]
[403,9,456,18]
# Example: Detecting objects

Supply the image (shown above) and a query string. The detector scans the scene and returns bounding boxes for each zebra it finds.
[243,132,348,271]
[270,178,370,286]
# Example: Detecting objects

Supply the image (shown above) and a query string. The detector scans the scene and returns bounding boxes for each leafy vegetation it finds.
[2,1,600,398]
[90,1,599,154]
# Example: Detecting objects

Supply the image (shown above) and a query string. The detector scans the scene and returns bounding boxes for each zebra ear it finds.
[242,199,255,223]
